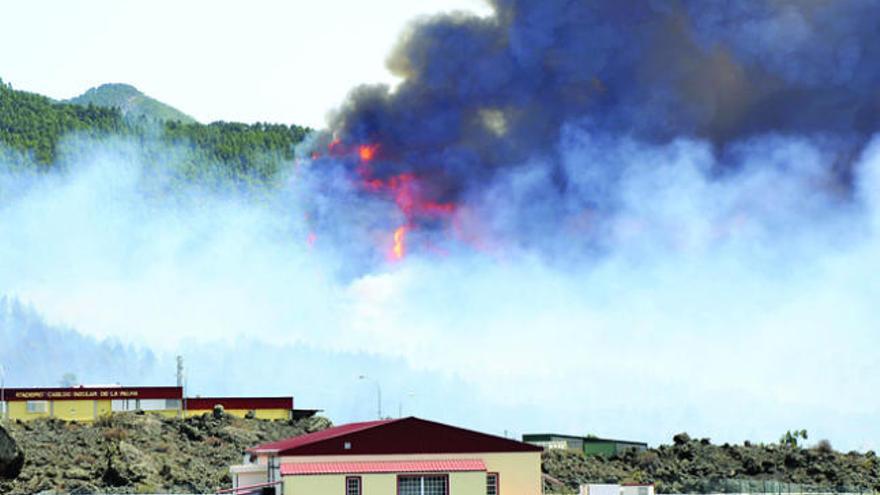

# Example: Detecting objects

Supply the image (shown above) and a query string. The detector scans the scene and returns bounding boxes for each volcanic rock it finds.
[0,412,327,494]
[0,423,24,479]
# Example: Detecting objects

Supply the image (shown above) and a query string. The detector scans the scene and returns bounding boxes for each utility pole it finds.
[176,355,185,418]
[0,363,5,420]
[176,355,184,387]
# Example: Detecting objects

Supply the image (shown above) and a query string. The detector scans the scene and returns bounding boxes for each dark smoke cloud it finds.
[328,0,880,203]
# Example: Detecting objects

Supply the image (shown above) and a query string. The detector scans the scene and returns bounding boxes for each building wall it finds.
[7,399,110,421]
[185,408,290,420]
[8,402,281,421]
[362,473,395,494]
[232,466,269,490]
[283,472,486,495]
[7,401,51,420]
[96,399,112,417]
[584,442,617,457]
[284,473,343,495]
[3,388,286,422]
[524,435,583,452]
[273,452,542,495]
[583,441,646,457]
[5,401,178,421]
[52,399,103,421]
[450,471,487,494]
[480,452,542,495]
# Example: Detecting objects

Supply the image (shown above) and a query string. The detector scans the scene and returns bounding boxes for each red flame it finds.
[358,144,378,162]
[352,144,457,261]
[310,139,459,261]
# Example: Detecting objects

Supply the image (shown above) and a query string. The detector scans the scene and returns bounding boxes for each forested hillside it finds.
[0,78,311,182]
[0,79,126,164]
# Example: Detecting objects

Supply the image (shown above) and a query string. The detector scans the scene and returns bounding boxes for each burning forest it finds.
[293,0,880,264]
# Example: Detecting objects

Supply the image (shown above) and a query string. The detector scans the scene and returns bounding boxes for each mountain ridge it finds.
[66,83,197,123]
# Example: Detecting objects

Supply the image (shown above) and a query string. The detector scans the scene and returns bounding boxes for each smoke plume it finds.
[329,0,880,215]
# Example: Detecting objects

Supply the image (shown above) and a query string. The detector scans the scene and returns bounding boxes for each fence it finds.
[669,479,877,494]
[546,480,879,495]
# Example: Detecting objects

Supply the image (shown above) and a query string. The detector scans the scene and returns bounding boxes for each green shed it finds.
[522,433,647,457]
[582,437,647,457]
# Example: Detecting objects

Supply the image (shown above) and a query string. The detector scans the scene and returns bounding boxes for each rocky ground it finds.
[0,421,24,479]
[0,411,330,494]
[542,433,880,493]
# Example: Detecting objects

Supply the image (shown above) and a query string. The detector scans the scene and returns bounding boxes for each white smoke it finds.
[1,130,878,449]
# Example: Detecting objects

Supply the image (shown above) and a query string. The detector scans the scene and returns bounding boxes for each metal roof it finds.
[281,459,486,475]
[250,417,542,456]
[250,418,399,453]
[523,433,647,446]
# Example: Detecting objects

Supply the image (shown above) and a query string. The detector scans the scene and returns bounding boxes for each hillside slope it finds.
[0,412,330,494]
[67,83,196,123]
[0,78,310,182]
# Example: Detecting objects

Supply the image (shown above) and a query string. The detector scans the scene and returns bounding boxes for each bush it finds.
[673,433,691,445]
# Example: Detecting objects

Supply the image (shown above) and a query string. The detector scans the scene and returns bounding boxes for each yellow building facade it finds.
[229,417,543,495]
[184,397,295,420]
[273,452,540,495]
[1,386,183,422]
[1,387,301,422]
[283,469,490,495]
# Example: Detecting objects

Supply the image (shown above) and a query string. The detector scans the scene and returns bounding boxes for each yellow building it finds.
[228,417,543,495]
[1,386,182,421]
[184,397,297,420]
[1,386,311,422]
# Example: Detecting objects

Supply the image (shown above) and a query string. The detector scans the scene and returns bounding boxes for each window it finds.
[26,401,47,413]
[398,475,448,495]
[487,473,499,495]
[346,476,362,495]
[638,487,648,495]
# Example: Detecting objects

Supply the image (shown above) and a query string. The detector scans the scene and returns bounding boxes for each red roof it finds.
[3,386,182,401]
[281,459,486,475]
[249,417,542,456]
[251,419,396,453]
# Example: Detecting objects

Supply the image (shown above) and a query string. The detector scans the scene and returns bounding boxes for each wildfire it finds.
[310,139,458,261]
[358,144,378,162]
[391,226,407,260]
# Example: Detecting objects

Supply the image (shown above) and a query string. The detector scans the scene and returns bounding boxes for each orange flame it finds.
[391,226,407,260]
[359,144,378,162]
